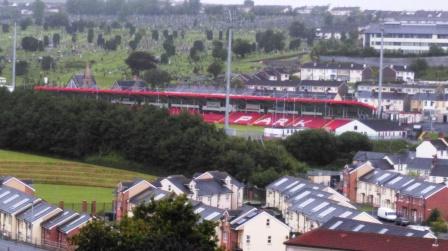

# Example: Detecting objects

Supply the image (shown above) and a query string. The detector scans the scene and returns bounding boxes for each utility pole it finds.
[378,25,384,119]
[9,23,17,93]
[224,9,233,132]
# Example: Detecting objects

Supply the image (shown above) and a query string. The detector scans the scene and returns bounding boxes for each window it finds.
[168,185,171,191]
[354,125,358,130]
[246,235,251,243]
[267,236,272,244]
[266,219,270,226]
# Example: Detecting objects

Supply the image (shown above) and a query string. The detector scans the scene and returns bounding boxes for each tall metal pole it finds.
[11,22,17,92]
[224,10,233,130]
[378,25,384,119]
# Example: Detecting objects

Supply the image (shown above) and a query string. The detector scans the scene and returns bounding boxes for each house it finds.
[16,201,61,244]
[0,186,41,239]
[227,207,290,251]
[357,91,410,118]
[334,119,407,139]
[284,228,448,251]
[357,82,443,95]
[416,138,448,159]
[114,178,156,221]
[362,22,448,54]
[321,217,435,238]
[306,170,341,188]
[56,214,91,249]
[42,210,79,250]
[66,64,97,89]
[383,65,415,82]
[111,80,147,91]
[300,62,371,83]
[410,93,448,122]
[266,176,380,234]
[115,171,244,219]
[343,164,448,223]
[0,176,35,195]
[330,7,360,16]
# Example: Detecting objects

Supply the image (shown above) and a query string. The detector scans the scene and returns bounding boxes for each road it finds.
[0,239,47,251]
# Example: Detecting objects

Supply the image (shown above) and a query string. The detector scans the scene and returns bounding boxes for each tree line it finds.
[0,89,305,187]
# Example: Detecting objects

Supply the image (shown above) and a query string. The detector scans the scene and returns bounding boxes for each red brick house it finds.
[284,228,448,251]
[342,161,375,201]
[396,185,448,223]
[56,214,91,250]
[114,179,155,220]
[42,210,79,249]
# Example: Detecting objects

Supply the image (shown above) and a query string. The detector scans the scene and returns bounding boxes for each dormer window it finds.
[168,185,171,191]
[266,219,270,226]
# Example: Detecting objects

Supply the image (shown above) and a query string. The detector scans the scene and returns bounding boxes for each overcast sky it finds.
[201,0,448,11]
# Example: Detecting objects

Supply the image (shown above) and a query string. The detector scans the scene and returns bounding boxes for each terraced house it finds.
[266,176,380,234]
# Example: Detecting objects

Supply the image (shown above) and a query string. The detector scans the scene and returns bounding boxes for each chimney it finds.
[91,201,97,216]
[433,238,439,247]
[404,65,407,70]
[351,64,354,68]
[82,201,88,213]
[59,201,64,209]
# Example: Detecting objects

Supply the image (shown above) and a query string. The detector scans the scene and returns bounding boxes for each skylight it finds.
[318,207,336,218]
[285,181,299,189]
[3,194,19,204]
[0,190,10,199]
[406,233,414,237]
[289,184,306,193]
[312,202,329,212]
[33,206,52,218]
[401,179,415,188]
[294,191,311,201]
[379,228,388,234]
[388,176,403,185]
[328,220,343,230]
[353,224,365,232]
[194,207,205,214]
[154,194,165,201]
[339,211,353,218]
[298,198,315,208]
[11,198,29,209]
[405,182,421,191]
[420,185,436,194]
[204,211,221,221]
[377,173,391,182]
[273,178,288,187]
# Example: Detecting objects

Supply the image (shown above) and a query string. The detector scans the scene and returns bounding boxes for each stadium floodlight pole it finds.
[378,24,384,119]
[224,9,233,131]
[11,22,17,92]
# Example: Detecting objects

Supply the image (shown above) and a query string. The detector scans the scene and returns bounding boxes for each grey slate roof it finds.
[369,159,394,170]
[386,151,416,165]
[353,151,387,162]
[357,91,408,100]
[0,186,39,215]
[195,179,232,196]
[165,175,190,194]
[129,187,171,205]
[360,119,404,132]
[59,214,90,234]
[191,201,225,222]
[429,139,448,150]
[365,23,448,35]
[230,208,264,229]
[17,201,60,223]
[361,170,446,198]
[322,217,431,238]
[407,158,434,171]
[42,210,79,230]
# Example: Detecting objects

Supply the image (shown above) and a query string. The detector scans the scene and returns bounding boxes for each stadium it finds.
[34,85,375,137]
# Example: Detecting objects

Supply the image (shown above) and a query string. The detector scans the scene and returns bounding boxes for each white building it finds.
[300,62,370,83]
[416,138,448,159]
[334,119,407,139]
[363,22,448,54]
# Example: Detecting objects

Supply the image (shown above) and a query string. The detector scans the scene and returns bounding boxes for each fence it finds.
[59,201,114,217]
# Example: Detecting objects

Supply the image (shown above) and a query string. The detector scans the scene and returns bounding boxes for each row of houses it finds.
[114,170,290,251]
[0,176,91,250]
[343,139,448,224]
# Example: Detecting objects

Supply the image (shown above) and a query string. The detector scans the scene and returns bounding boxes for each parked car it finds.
[377,207,397,221]
[396,217,411,226]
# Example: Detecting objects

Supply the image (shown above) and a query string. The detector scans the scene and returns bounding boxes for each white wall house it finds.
[300,62,367,83]
[334,120,407,139]
[416,139,448,159]
[363,23,448,54]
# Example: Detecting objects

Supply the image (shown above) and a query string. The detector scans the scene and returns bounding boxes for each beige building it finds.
[16,201,61,245]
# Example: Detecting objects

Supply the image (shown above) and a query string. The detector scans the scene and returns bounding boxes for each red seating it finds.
[229,112,263,125]
[323,119,352,131]
[201,112,225,123]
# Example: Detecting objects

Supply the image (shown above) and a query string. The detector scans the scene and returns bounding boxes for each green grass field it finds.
[0,149,156,188]
[34,183,113,204]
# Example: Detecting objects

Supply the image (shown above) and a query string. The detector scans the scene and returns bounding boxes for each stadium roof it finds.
[34,86,375,110]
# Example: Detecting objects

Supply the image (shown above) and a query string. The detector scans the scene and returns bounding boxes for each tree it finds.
[207,61,223,79]
[125,51,158,76]
[205,30,213,40]
[32,0,45,25]
[337,132,372,159]
[289,21,307,38]
[189,48,200,62]
[21,36,39,51]
[256,30,285,53]
[52,33,60,47]
[193,40,205,52]
[45,12,69,28]
[97,34,105,48]
[41,56,55,71]
[15,61,29,76]
[163,38,176,57]
[232,39,252,58]
[151,30,159,41]
[71,196,218,251]
[143,68,171,88]
[2,23,9,33]
[284,129,338,165]
[19,18,32,31]
[410,58,429,77]
[87,28,94,43]
[43,35,49,47]
[428,45,445,56]
[289,38,301,50]
[427,209,448,235]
